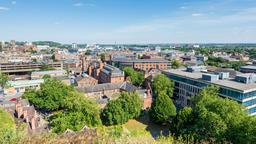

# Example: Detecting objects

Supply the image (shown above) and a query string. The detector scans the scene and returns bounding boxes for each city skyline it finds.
[0,0,256,44]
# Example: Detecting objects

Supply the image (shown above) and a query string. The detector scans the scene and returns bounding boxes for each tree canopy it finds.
[101,92,142,126]
[0,71,9,88]
[100,53,106,62]
[170,86,256,143]
[149,92,176,124]
[206,56,246,71]
[23,78,101,133]
[171,59,182,69]
[152,74,174,98]
[85,50,92,55]
[123,67,145,86]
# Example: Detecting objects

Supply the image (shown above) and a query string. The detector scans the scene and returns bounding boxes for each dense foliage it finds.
[23,79,74,111]
[152,74,174,98]
[123,67,145,86]
[85,50,92,55]
[206,56,246,71]
[171,59,182,69]
[23,78,101,133]
[101,92,142,125]
[149,92,176,124]
[170,86,256,143]
[100,53,106,62]
[0,71,9,88]
[0,109,25,144]
[150,74,176,124]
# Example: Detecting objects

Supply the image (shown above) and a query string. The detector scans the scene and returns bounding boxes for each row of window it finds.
[243,99,256,107]
[169,74,256,101]
[247,107,256,114]
[170,74,208,88]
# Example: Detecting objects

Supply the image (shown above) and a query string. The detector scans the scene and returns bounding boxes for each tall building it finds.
[163,67,256,116]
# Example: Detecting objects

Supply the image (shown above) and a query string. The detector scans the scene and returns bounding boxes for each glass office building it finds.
[163,69,256,116]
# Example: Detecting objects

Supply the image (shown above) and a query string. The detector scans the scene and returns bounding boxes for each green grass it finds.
[0,109,15,130]
[123,119,152,137]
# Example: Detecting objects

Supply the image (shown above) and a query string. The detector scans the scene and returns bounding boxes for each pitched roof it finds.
[76,82,137,93]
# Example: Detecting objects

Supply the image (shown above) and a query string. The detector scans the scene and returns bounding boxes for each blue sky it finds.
[0,0,256,44]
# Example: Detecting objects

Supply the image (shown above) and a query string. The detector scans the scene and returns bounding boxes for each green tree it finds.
[40,64,55,71]
[42,74,51,80]
[149,92,176,124]
[119,92,142,119]
[171,59,182,69]
[0,71,9,88]
[85,50,92,55]
[101,92,142,125]
[23,78,102,133]
[123,67,145,86]
[101,100,126,125]
[100,53,106,62]
[131,72,144,86]
[123,67,134,77]
[170,107,195,137]
[152,74,174,97]
[24,78,73,111]
[170,86,256,143]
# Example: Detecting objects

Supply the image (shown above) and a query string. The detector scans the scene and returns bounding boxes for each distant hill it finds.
[32,41,62,47]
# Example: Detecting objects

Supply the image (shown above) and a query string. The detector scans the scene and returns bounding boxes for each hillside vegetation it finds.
[0,108,15,130]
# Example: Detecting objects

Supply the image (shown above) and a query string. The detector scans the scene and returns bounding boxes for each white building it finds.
[72,43,78,49]
[6,79,44,94]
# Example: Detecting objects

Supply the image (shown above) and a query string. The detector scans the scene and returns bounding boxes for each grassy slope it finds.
[0,109,15,130]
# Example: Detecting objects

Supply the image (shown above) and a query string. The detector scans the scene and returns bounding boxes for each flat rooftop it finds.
[241,65,256,70]
[8,79,44,87]
[163,69,256,93]
[31,70,66,75]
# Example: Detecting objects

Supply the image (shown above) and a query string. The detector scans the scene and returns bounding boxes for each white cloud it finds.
[73,3,83,7]
[11,1,17,5]
[0,6,9,11]
[191,13,203,17]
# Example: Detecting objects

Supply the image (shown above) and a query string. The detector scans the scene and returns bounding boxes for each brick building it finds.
[111,59,169,72]
[77,82,152,109]
[98,64,124,84]
[76,74,98,87]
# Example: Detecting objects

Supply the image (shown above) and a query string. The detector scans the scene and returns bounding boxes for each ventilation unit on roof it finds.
[202,74,219,82]
[235,74,256,84]
[215,72,230,80]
